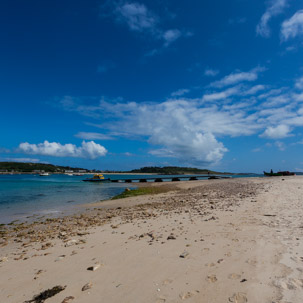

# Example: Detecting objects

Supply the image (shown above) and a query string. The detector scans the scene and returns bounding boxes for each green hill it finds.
[129,166,231,175]
[0,162,88,173]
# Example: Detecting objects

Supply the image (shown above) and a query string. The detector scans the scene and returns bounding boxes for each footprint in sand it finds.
[246,258,257,266]
[205,262,216,267]
[179,292,194,300]
[228,292,248,303]
[228,273,241,280]
[206,275,217,283]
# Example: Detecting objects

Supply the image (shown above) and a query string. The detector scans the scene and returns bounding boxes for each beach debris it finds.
[87,263,101,271]
[55,255,66,262]
[228,292,248,303]
[179,251,189,258]
[64,239,79,247]
[167,234,176,240]
[240,279,247,283]
[82,282,93,291]
[61,296,75,303]
[24,285,66,303]
[0,256,8,262]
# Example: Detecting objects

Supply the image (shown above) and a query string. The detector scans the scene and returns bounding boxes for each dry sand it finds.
[1,176,303,303]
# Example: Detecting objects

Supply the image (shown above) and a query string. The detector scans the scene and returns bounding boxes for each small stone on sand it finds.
[87,263,101,271]
[179,251,189,258]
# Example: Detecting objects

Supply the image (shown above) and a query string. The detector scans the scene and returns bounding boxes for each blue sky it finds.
[1,0,303,173]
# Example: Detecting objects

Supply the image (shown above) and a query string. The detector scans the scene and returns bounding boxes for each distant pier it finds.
[110,175,230,183]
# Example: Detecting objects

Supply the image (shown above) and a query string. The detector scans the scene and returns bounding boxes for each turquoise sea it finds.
[0,173,260,224]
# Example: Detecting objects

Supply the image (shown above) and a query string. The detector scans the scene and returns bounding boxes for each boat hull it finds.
[264,171,295,177]
[83,178,111,182]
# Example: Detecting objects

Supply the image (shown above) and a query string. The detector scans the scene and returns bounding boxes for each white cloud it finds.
[75,132,114,140]
[57,67,303,166]
[18,141,107,159]
[202,86,241,102]
[171,88,190,97]
[257,0,288,38]
[295,76,303,90]
[260,124,292,139]
[281,10,303,41]
[210,67,265,88]
[275,141,286,151]
[163,29,181,46]
[115,2,157,32]
[244,85,266,95]
[111,2,187,48]
[204,68,219,77]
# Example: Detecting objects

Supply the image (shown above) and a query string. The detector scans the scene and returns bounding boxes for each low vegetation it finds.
[111,186,175,200]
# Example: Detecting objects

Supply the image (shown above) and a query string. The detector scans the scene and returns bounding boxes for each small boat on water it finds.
[83,174,110,182]
[39,172,50,176]
[264,171,295,177]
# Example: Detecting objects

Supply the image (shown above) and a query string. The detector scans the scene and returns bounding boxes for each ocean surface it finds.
[0,173,260,224]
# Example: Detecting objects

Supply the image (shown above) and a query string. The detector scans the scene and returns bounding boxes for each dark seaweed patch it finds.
[24,285,66,303]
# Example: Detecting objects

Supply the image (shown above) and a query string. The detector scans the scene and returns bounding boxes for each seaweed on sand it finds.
[24,285,66,303]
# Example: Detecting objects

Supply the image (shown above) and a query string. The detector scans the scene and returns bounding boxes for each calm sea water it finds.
[0,173,260,224]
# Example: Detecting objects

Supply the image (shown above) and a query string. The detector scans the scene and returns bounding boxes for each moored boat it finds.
[83,174,110,182]
[264,171,295,177]
[39,172,50,176]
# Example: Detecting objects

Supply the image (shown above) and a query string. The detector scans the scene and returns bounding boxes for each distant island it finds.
[126,166,231,175]
[0,162,94,173]
[0,162,251,175]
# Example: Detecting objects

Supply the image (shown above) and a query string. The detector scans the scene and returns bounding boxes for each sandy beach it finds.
[1,176,303,303]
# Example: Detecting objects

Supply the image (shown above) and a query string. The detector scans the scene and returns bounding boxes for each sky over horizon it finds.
[1,0,303,173]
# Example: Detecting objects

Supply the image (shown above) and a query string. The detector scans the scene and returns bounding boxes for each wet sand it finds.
[1,177,303,302]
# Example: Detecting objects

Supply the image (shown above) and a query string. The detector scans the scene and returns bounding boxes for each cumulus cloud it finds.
[57,66,303,165]
[210,67,265,88]
[260,124,292,139]
[18,141,107,159]
[85,98,267,164]
[281,10,303,41]
[257,0,288,38]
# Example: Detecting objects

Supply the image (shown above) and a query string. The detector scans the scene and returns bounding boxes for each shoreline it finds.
[1,176,303,302]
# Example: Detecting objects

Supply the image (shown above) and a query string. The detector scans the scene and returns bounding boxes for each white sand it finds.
[1,177,303,303]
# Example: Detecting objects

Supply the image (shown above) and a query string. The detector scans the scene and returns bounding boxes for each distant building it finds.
[65,170,74,173]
